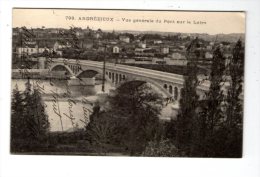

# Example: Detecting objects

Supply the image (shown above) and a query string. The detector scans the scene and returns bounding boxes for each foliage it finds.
[226,40,244,127]
[85,103,128,154]
[142,139,183,157]
[141,34,162,41]
[85,81,163,155]
[102,31,118,40]
[175,38,200,155]
[120,33,135,41]
[110,81,163,155]
[173,40,244,157]
[223,40,244,157]
[11,80,50,152]
[191,47,226,157]
[62,48,83,59]
[11,85,25,142]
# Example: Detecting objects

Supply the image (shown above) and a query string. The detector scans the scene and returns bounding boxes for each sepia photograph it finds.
[11,9,245,157]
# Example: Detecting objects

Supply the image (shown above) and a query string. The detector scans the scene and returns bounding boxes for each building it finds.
[113,46,120,54]
[206,45,213,50]
[170,52,186,60]
[161,47,170,54]
[49,28,59,34]
[79,40,94,49]
[209,42,215,46]
[73,28,84,38]
[119,36,130,43]
[98,46,106,52]
[109,41,118,45]
[16,44,49,58]
[53,41,70,52]
[205,51,213,59]
[154,40,163,44]
[165,57,187,66]
[56,50,63,56]
[138,42,146,49]
[94,32,101,39]
[134,48,155,57]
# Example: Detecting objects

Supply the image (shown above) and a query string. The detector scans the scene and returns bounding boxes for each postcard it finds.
[11,9,245,157]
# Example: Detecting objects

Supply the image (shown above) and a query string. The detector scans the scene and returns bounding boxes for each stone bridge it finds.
[47,58,209,100]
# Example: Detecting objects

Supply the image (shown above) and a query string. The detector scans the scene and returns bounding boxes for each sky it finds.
[13,9,245,35]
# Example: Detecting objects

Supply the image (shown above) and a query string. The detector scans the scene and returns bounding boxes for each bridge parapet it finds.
[49,58,210,100]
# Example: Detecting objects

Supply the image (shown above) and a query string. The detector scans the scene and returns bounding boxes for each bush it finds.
[142,139,183,157]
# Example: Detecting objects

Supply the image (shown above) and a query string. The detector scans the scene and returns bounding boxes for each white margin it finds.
[0,0,260,177]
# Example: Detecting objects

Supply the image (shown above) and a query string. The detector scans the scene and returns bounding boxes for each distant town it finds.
[12,26,243,72]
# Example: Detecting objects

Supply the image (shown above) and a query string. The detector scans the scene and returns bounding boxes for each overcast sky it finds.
[13,9,245,35]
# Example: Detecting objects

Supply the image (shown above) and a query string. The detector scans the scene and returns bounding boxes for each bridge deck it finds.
[53,58,210,91]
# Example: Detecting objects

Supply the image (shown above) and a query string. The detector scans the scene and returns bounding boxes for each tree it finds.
[30,88,50,138]
[193,46,226,157]
[109,81,163,155]
[191,40,244,157]
[85,108,128,155]
[175,38,200,155]
[11,85,25,151]
[11,79,50,152]
[223,39,244,157]
[205,47,226,130]
[24,79,50,142]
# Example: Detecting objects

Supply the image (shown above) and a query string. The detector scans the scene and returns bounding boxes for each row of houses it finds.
[13,26,233,63]
[15,41,68,58]
[15,40,232,62]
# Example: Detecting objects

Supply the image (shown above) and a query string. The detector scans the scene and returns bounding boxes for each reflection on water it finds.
[12,78,177,132]
[11,79,113,132]
[69,85,96,97]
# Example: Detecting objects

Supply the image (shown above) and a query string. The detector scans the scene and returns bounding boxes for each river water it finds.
[11,79,113,132]
[11,78,177,132]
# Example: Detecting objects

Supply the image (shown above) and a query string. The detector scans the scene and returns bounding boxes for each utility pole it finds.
[101,45,106,92]
[20,28,24,66]
[36,31,39,69]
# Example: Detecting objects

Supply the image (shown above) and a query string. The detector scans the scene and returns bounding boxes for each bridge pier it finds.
[115,73,119,84]
[48,59,209,104]
[68,64,81,75]
[119,74,122,82]
[68,77,96,86]
[38,57,46,69]
[163,83,182,101]
[111,73,113,83]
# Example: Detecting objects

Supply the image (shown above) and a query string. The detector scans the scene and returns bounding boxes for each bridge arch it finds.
[163,84,168,89]
[77,70,99,78]
[76,67,103,77]
[117,76,172,98]
[169,85,173,94]
[76,68,113,83]
[174,86,179,100]
[50,64,74,76]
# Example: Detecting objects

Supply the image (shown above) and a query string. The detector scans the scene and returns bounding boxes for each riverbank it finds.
[12,69,68,79]
[11,130,129,156]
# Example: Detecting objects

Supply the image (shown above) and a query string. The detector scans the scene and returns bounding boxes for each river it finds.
[11,79,113,132]
[11,78,177,132]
